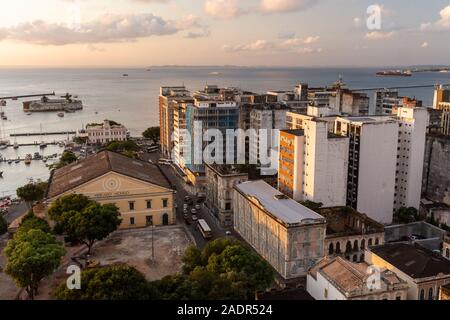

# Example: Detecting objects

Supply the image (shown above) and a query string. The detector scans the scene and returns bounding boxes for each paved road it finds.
[158,164,230,249]
[3,202,28,224]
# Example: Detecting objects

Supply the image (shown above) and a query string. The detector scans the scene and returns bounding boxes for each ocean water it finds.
[1,66,449,197]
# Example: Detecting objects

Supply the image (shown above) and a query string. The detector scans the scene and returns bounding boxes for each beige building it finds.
[365,243,450,300]
[233,180,327,279]
[205,164,248,227]
[46,151,176,229]
[307,256,409,300]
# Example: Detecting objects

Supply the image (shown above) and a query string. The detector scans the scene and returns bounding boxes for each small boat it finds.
[14,158,20,164]
[39,142,47,149]
[0,145,7,150]
[1,116,7,120]
[0,100,6,106]
[13,142,19,149]
[43,158,48,163]
[26,112,32,115]
[24,154,32,165]
[57,112,65,118]
[122,74,129,77]
[7,160,12,164]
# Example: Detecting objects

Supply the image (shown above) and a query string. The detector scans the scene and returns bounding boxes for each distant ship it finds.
[122,74,129,77]
[376,70,412,77]
[23,93,83,113]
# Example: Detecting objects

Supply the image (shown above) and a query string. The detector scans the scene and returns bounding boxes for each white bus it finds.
[197,219,212,239]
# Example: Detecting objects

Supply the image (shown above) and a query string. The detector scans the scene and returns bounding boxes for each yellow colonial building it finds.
[46,151,176,229]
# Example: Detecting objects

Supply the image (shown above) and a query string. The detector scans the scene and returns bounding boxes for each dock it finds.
[0,92,55,100]
[10,131,76,137]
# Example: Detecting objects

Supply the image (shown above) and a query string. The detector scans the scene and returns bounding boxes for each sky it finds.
[0,0,450,67]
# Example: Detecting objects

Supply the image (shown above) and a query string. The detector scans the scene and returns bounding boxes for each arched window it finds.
[419,289,425,300]
[329,243,334,255]
[345,241,352,253]
[352,255,358,262]
[336,242,341,254]
[360,239,366,250]
[162,213,169,226]
[360,253,365,262]
[375,238,380,245]
[428,288,433,300]
[368,238,373,246]
[353,240,359,251]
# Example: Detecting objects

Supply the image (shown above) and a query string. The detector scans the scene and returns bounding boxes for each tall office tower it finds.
[281,112,349,207]
[393,106,428,212]
[334,116,399,224]
[159,86,191,158]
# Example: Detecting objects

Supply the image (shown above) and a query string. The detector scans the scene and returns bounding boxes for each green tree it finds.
[48,194,92,231]
[397,207,418,224]
[142,127,160,143]
[19,211,51,234]
[53,200,121,254]
[106,140,138,153]
[300,200,323,212]
[51,151,78,170]
[181,245,202,274]
[73,136,88,145]
[53,265,151,300]
[3,229,65,299]
[16,183,46,208]
[0,215,7,235]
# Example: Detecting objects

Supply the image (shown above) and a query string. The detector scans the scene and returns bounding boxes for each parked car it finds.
[191,215,198,222]
[191,208,197,215]
[183,203,188,210]
[225,231,232,236]
[183,208,188,214]
[184,196,191,202]
[195,204,201,210]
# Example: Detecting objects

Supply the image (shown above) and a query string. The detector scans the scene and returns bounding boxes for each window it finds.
[396,295,402,300]
[428,288,433,300]
[324,288,328,299]
[146,215,153,226]
[129,201,135,211]
[419,289,425,300]
[130,217,135,225]
[146,200,152,209]
[446,248,449,259]
[225,202,231,210]
[162,199,168,208]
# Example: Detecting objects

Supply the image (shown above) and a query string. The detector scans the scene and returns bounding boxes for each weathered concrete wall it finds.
[422,135,450,204]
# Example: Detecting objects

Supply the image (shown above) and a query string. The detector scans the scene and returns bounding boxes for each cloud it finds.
[365,31,394,40]
[282,35,319,46]
[204,0,245,20]
[0,13,182,45]
[223,40,273,52]
[260,0,318,14]
[296,47,322,54]
[184,28,211,39]
[421,5,450,31]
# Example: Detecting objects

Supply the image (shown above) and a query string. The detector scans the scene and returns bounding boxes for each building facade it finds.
[365,243,450,300]
[46,151,176,229]
[284,112,349,207]
[233,180,327,279]
[205,164,248,227]
[307,256,409,300]
[79,120,128,145]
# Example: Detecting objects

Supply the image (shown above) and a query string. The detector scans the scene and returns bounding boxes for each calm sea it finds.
[1,66,449,197]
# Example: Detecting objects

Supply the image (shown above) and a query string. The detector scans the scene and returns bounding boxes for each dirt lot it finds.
[91,226,193,281]
[0,226,194,300]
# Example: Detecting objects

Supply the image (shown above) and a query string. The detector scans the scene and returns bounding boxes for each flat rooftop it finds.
[234,180,325,227]
[370,243,450,279]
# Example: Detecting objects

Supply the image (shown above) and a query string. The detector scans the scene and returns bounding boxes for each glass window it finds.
[146,200,152,209]
[130,217,135,225]
[129,201,135,211]
[162,199,168,208]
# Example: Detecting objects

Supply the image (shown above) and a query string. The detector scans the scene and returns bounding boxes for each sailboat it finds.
[0,118,9,148]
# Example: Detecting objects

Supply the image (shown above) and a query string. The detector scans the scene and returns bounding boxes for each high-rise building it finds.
[159,86,191,158]
[433,85,450,135]
[334,116,399,223]
[282,113,349,207]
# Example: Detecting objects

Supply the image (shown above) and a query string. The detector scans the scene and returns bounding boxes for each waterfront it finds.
[1,66,450,196]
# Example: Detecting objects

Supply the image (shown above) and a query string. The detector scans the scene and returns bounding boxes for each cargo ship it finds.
[376,70,412,77]
[23,93,83,113]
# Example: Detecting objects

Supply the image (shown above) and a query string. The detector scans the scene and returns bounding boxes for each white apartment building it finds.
[249,106,289,168]
[233,180,327,279]
[394,107,428,211]
[284,112,349,207]
[334,116,399,224]
[79,120,128,145]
